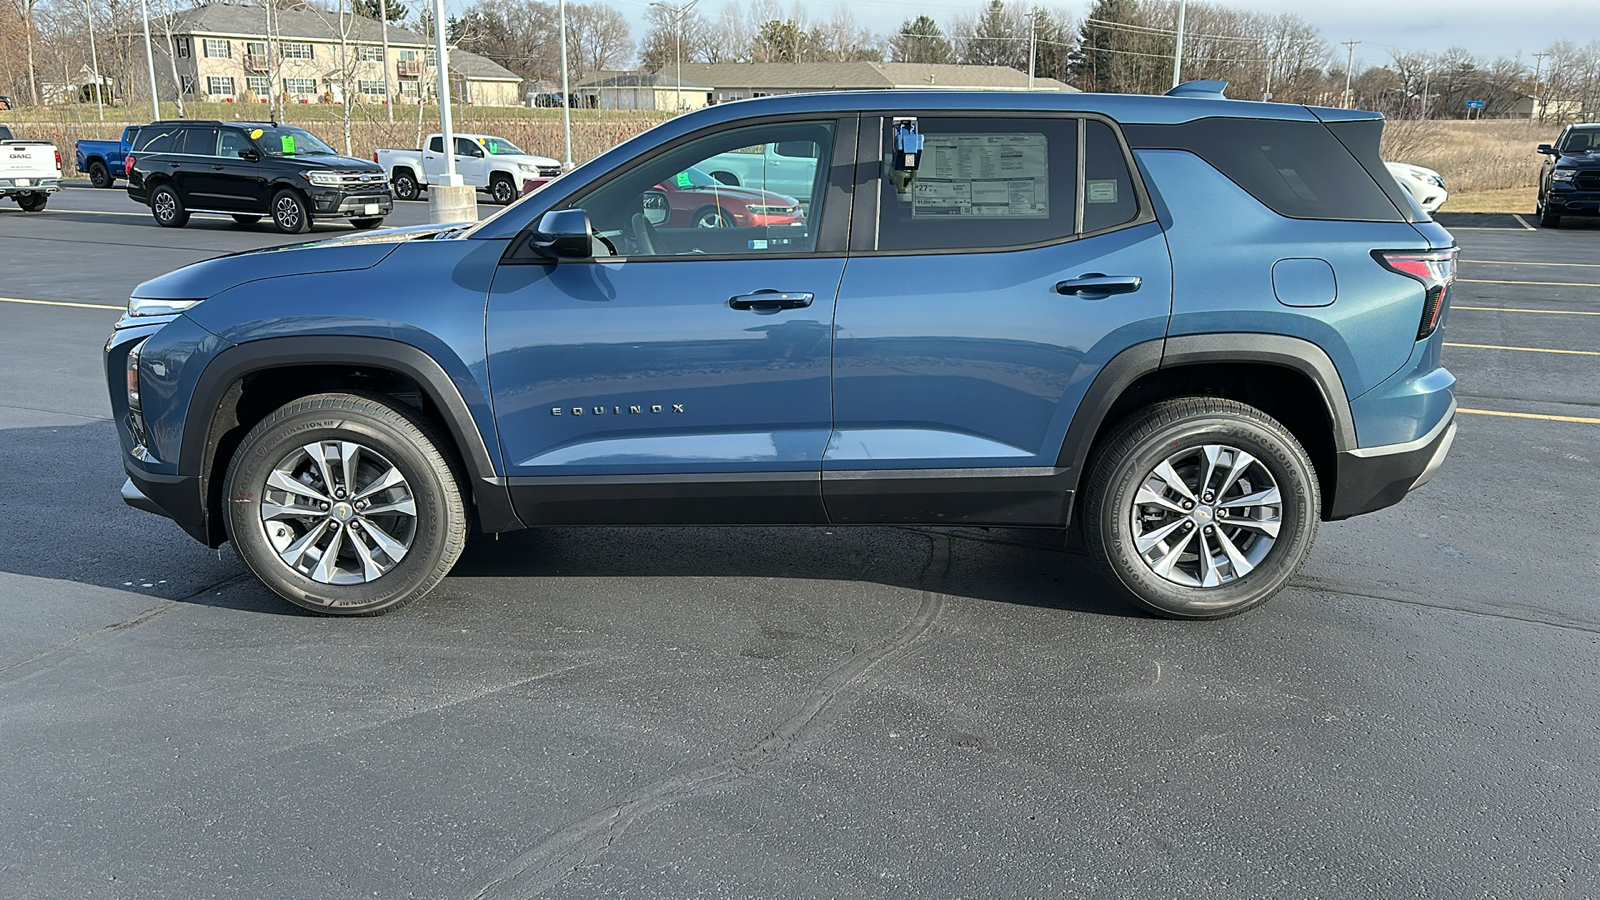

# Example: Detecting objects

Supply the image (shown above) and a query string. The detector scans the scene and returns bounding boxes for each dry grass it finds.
[1438,187,1537,214]
[1382,119,1554,193]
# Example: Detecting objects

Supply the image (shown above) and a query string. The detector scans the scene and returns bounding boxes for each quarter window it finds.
[203,38,231,58]
[1082,119,1139,233]
[570,120,835,258]
[874,117,1078,252]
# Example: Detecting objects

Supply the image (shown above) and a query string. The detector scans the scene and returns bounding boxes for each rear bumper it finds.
[1328,402,1456,520]
[0,177,61,193]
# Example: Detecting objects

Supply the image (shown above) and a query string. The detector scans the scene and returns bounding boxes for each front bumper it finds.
[310,189,394,219]
[1328,403,1457,520]
[1545,185,1600,217]
[122,472,211,544]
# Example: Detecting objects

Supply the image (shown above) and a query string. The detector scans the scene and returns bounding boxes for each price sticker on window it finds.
[281,135,296,154]
[675,172,693,188]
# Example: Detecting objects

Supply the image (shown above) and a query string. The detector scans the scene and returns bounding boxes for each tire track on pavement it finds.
[467,533,954,900]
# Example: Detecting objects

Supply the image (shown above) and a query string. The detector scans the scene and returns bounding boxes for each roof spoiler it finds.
[1166,80,1229,100]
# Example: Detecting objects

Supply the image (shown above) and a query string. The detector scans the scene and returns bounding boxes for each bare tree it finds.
[568,2,631,78]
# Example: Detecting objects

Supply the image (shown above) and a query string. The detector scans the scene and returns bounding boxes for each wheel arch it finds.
[183,336,520,546]
[1058,335,1356,520]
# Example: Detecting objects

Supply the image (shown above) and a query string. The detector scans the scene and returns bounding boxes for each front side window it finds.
[875,117,1078,252]
[218,128,252,157]
[455,137,484,157]
[571,119,834,258]
[203,38,231,58]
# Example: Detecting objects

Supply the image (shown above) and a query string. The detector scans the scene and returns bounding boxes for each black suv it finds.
[127,121,392,233]
[1536,123,1600,228]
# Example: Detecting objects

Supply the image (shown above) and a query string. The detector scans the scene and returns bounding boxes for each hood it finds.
[677,183,800,206]
[130,225,462,301]
[1556,149,1600,167]
[493,152,561,168]
[1385,161,1442,180]
[292,154,384,171]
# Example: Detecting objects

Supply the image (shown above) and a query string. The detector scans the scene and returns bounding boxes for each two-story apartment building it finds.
[137,2,522,106]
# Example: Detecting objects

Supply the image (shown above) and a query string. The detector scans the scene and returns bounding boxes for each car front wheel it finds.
[1082,397,1319,619]
[222,392,468,616]
[271,189,311,234]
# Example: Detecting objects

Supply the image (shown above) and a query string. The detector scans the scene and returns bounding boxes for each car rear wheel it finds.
[222,392,468,616]
[88,160,113,188]
[271,189,310,234]
[1082,397,1319,620]
[231,214,261,225]
[392,169,419,201]
[490,174,516,205]
[150,186,188,227]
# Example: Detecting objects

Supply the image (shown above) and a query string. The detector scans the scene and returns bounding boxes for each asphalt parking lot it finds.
[2,188,1597,899]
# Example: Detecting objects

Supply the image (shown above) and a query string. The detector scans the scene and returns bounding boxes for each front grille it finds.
[1575,171,1600,191]
[328,171,388,187]
[536,165,561,178]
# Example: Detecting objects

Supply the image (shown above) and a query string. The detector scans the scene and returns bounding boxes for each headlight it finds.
[127,296,202,317]
[1553,168,1577,183]
[126,339,145,411]
[746,205,797,215]
[1426,174,1445,188]
[305,170,342,186]
[516,162,540,172]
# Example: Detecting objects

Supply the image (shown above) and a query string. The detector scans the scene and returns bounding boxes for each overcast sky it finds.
[601,0,1589,67]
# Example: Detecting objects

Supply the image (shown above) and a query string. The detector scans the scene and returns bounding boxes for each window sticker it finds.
[1086,179,1119,204]
[485,140,500,154]
[910,133,1049,219]
[675,171,693,188]
[249,128,264,140]
[280,134,296,154]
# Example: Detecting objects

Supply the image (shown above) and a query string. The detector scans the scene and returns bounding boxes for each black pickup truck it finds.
[1536,123,1600,227]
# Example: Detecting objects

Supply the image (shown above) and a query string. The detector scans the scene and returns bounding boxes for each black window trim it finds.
[848,110,1156,257]
[503,111,859,265]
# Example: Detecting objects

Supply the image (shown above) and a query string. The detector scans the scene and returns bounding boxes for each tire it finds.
[231,214,262,225]
[15,192,47,212]
[693,206,733,228]
[270,189,310,234]
[88,160,113,188]
[490,174,516,205]
[221,392,468,616]
[349,217,384,230]
[392,168,419,201]
[149,185,188,227]
[1082,397,1320,620]
[1540,204,1561,228]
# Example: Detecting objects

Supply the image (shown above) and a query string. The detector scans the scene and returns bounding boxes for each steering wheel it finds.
[629,212,661,256]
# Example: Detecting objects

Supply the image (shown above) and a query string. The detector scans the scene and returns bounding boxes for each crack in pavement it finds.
[1291,577,1600,636]
[465,533,955,900]
[0,572,252,685]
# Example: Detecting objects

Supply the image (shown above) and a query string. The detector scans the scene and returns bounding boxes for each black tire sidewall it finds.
[223,399,461,615]
[394,172,417,201]
[90,162,110,187]
[1088,406,1318,619]
[491,176,514,205]
[151,186,185,226]
[271,189,310,234]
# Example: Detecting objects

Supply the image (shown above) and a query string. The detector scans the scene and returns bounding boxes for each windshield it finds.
[667,166,720,189]
[251,125,339,157]
[1559,128,1600,153]
[480,137,525,155]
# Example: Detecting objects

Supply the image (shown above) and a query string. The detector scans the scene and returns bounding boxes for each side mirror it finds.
[1538,144,1555,155]
[642,190,669,226]
[530,209,592,259]
[709,171,739,187]
[238,148,260,162]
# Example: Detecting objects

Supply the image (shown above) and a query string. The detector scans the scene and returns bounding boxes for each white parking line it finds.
[1511,215,1536,231]
[0,296,122,311]
[1454,306,1600,316]
[1446,342,1600,356]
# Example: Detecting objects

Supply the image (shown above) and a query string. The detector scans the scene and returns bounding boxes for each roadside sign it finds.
[1466,100,1486,109]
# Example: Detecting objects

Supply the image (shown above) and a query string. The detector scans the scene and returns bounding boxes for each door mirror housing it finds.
[1538,143,1555,155]
[642,190,669,226]
[238,148,260,162]
[530,209,592,259]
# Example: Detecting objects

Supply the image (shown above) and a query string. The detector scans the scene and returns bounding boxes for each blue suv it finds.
[106,83,1458,619]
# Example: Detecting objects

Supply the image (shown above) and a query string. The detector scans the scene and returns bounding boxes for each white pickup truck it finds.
[0,127,63,213]
[374,132,562,205]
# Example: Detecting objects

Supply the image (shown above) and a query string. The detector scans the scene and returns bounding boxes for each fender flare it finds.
[183,335,521,534]
[1054,334,1357,488]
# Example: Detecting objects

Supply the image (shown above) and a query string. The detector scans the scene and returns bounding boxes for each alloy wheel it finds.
[153,191,176,222]
[259,440,416,585]
[275,195,302,230]
[1129,444,1282,588]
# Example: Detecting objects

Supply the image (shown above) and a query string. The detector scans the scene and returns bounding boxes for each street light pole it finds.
[85,0,104,121]
[559,0,573,169]
[139,0,160,120]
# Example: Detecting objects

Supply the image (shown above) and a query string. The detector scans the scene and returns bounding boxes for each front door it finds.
[211,127,267,211]
[486,117,852,526]
[453,136,489,187]
[824,115,1173,525]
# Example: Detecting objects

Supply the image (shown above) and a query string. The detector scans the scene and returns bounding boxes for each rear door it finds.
[485,116,853,526]
[174,125,224,209]
[824,114,1173,525]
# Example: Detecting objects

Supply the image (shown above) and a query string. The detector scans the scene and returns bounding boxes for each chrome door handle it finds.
[1054,274,1142,296]
[729,290,813,310]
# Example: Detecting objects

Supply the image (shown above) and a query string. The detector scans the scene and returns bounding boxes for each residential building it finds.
[574,71,714,111]
[628,62,1078,106]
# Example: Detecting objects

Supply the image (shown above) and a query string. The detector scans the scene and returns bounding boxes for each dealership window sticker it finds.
[911,133,1049,219]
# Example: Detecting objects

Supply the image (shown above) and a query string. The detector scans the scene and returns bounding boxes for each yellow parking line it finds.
[1445,342,1600,356]
[1464,259,1600,268]
[1453,306,1600,316]
[0,296,122,311]
[1458,278,1600,288]
[1460,408,1600,425]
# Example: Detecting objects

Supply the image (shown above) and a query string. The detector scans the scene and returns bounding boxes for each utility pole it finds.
[379,0,392,122]
[1421,68,1431,119]
[1027,8,1036,90]
[85,0,104,120]
[1342,40,1359,109]
[1532,51,1550,122]
[1171,0,1187,88]
[650,0,698,114]
[559,0,572,169]
[139,0,160,120]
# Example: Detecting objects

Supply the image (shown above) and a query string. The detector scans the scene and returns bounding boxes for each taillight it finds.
[1374,248,1458,340]
[125,155,135,176]
[54,149,62,170]
[371,151,378,162]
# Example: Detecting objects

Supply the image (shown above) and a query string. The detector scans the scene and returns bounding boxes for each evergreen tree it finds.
[352,0,409,24]
[892,15,953,64]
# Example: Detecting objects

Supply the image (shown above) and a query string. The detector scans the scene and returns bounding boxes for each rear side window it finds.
[136,125,182,153]
[875,117,1079,252]
[1125,117,1403,222]
[1083,119,1139,233]
[182,126,220,156]
[427,136,444,153]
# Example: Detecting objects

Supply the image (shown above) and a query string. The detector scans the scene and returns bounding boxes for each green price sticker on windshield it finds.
[281,135,296,154]
[675,172,692,188]
[486,140,499,154]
